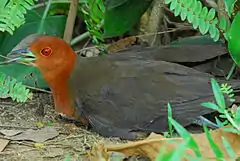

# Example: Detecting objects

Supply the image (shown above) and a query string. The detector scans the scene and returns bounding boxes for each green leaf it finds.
[213,28,220,42]
[200,7,208,19]
[206,8,216,20]
[104,0,128,10]
[203,125,224,159]
[167,103,173,137]
[192,15,199,29]
[170,0,178,10]
[221,137,236,158]
[174,3,181,16]
[201,102,222,113]
[212,17,218,25]
[209,24,217,39]
[235,107,240,125]
[168,117,202,157]
[210,78,226,109]
[0,0,8,8]
[219,17,227,31]
[165,0,172,4]
[195,1,202,16]
[227,12,240,65]
[180,7,187,21]
[187,11,194,23]
[215,117,225,127]
[224,0,237,17]
[167,139,190,160]
[184,0,193,8]
[104,0,153,37]
[199,18,207,34]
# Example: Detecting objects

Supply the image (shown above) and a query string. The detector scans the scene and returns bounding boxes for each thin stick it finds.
[63,0,78,43]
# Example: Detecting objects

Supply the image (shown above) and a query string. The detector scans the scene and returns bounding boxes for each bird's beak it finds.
[0,48,36,65]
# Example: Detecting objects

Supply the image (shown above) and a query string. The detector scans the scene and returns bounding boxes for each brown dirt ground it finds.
[0,93,125,161]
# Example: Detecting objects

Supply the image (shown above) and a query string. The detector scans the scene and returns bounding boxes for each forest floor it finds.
[0,93,124,161]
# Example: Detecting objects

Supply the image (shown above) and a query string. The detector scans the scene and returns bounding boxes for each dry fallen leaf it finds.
[106,36,137,53]
[88,128,240,160]
[0,138,9,152]
[9,126,59,142]
[0,129,23,136]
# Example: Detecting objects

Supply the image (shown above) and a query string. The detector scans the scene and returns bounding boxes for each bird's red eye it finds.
[41,47,52,56]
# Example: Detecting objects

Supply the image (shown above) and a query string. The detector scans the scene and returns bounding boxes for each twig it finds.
[24,85,52,94]
[64,0,79,43]
[38,0,53,34]
[70,31,90,46]
[74,27,193,54]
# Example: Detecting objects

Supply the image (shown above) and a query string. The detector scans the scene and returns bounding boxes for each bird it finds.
[2,34,239,140]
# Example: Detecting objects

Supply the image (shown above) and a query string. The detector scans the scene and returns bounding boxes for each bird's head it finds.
[4,34,77,85]
[2,34,80,117]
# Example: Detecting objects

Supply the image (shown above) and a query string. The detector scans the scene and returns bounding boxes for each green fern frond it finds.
[0,0,37,35]
[79,0,105,47]
[0,72,33,103]
[220,83,235,102]
[165,0,231,42]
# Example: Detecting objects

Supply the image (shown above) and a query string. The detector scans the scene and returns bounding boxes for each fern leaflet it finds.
[0,72,33,103]
[0,0,37,35]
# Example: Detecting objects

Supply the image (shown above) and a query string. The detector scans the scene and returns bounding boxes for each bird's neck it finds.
[43,54,77,118]
[50,78,76,117]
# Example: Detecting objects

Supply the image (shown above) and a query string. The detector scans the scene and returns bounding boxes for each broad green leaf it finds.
[224,0,237,17]
[227,12,240,65]
[195,1,202,16]
[0,0,8,9]
[219,17,227,30]
[174,3,181,16]
[192,15,199,29]
[104,0,153,37]
[203,125,224,159]
[180,7,187,21]
[221,137,236,158]
[168,117,202,157]
[201,102,222,113]
[206,8,216,20]
[210,78,226,109]
[104,0,128,10]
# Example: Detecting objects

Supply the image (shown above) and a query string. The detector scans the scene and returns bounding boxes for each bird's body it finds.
[70,54,217,139]
[3,35,239,140]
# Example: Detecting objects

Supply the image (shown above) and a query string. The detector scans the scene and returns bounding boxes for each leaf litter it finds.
[86,127,240,160]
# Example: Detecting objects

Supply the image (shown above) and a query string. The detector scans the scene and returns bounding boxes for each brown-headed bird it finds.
[2,34,239,140]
